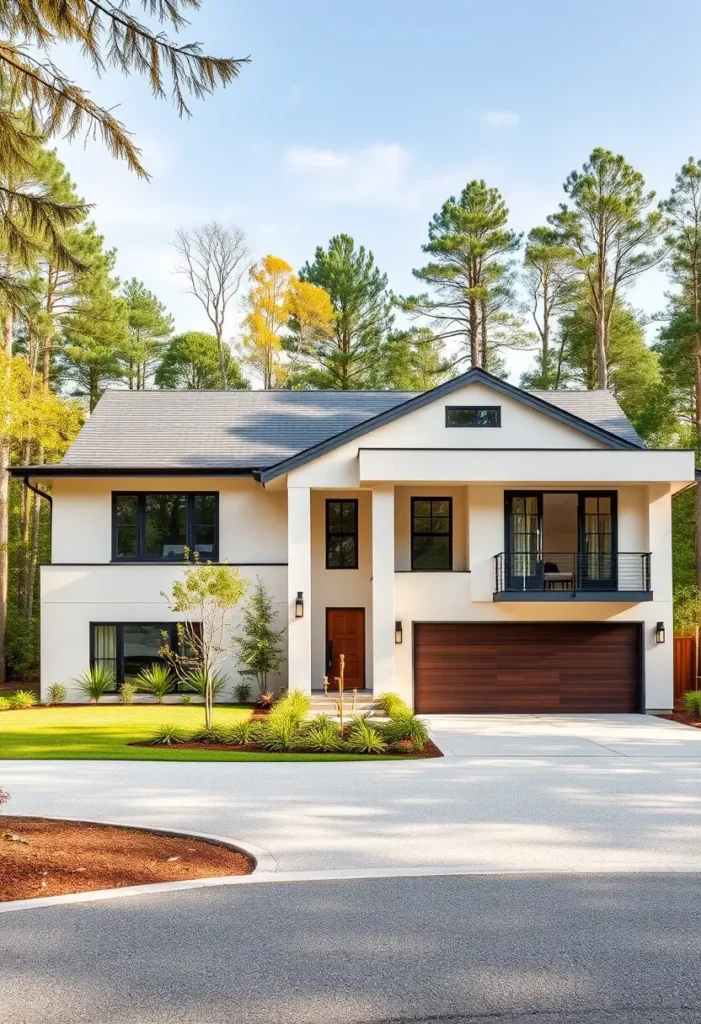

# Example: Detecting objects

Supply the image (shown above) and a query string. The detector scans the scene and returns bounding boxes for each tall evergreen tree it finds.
[549,148,665,389]
[119,278,173,390]
[523,226,577,387]
[155,332,249,390]
[368,328,454,390]
[404,180,523,371]
[296,235,393,389]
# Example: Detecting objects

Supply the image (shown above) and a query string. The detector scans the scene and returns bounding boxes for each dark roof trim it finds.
[259,368,643,482]
[9,466,258,478]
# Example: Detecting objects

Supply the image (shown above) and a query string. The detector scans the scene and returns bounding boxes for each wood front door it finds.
[326,608,365,690]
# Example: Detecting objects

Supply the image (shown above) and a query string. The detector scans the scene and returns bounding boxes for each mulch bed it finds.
[0,816,253,902]
[661,712,701,729]
[130,738,443,757]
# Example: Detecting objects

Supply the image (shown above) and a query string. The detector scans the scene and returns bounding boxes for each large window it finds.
[90,622,199,689]
[411,497,452,570]
[113,492,218,561]
[446,406,501,427]
[326,499,358,569]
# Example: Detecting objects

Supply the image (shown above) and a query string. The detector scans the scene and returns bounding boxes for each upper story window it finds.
[411,497,452,571]
[113,492,218,562]
[446,405,501,428]
[326,499,358,569]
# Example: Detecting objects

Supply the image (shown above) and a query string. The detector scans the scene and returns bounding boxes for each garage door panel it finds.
[414,623,639,714]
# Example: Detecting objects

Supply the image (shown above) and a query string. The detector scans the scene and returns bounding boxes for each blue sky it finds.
[55,0,701,381]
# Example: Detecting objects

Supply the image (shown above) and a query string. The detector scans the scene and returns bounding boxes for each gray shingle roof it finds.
[59,382,644,471]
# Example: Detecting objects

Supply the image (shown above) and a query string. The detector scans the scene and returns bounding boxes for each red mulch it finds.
[0,817,253,902]
[661,712,701,729]
[130,738,443,757]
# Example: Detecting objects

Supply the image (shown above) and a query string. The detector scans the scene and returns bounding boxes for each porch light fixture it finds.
[655,621,666,645]
[395,621,403,644]
[295,592,304,618]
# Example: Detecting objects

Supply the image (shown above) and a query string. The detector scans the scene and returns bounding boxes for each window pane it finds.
[432,500,450,517]
[432,517,450,534]
[115,495,138,558]
[327,538,341,568]
[194,525,216,557]
[194,494,216,527]
[413,500,431,518]
[92,625,118,689]
[327,501,341,530]
[446,407,500,427]
[413,516,431,534]
[412,535,450,570]
[145,494,187,559]
[340,502,356,534]
[123,624,167,682]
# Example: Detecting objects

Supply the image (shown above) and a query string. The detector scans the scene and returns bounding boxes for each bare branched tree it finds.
[173,222,250,389]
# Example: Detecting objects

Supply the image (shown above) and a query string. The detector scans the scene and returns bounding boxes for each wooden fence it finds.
[674,635,698,703]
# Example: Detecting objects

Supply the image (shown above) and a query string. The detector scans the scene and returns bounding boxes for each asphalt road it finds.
[2,873,701,1024]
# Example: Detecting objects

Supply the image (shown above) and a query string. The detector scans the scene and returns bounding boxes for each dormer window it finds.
[446,406,501,428]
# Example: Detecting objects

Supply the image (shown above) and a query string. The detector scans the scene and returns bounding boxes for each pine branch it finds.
[0,183,90,272]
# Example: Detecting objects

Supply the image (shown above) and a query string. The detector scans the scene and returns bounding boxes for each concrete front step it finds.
[308,692,378,716]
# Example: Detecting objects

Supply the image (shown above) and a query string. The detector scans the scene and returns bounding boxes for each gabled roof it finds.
[258,368,645,482]
[14,368,645,479]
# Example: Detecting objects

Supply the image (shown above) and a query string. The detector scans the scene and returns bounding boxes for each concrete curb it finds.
[0,814,277,914]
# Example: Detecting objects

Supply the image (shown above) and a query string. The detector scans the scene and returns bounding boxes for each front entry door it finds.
[326,608,365,690]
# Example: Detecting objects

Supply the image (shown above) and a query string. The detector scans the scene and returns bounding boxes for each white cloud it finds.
[283,143,464,211]
[483,110,520,127]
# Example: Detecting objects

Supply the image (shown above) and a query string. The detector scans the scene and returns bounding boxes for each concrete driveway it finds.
[3,715,701,876]
[427,712,701,757]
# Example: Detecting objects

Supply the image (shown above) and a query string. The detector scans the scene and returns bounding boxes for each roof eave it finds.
[259,368,643,483]
[9,466,259,478]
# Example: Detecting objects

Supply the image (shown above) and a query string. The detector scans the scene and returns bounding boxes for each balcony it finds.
[493,552,652,602]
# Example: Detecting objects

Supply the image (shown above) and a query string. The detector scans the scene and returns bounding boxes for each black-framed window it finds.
[411,497,452,570]
[113,492,218,561]
[446,405,501,427]
[326,499,358,569]
[90,621,201,690]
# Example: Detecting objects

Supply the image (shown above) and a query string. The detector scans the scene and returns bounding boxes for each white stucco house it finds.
[15,368,696,713]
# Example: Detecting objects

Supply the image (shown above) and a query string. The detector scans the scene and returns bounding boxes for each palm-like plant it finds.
[183,666,229,701]
[136,663,175,704]
[75,665,115,703]
[346,716,387,755]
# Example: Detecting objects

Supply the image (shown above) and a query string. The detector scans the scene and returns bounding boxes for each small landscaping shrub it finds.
[0,695,11,711]
[275,688,311,720]
[150,723,187,746]
[183,666,229,701]
[234,682,252,704]
[296,714,342,753]
[256,691,274,710]
[345,715,387,754]
[47,682,67,705]
[9,690,38,710]
[227,719,261,746]
[190,725,230,744]
[257,715,303,751]
[375,691,410,717]
[683,690,701,717]
[381,712,429,751]
[389,738,417,754]
[75,665,115,703]
[119,681,137,704]
[136,664,175,703]
[180,693,193,705]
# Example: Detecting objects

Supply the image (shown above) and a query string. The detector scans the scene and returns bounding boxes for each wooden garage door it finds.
[414,623,640,713]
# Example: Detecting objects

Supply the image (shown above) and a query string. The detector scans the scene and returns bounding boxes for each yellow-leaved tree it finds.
[239,255,334,389]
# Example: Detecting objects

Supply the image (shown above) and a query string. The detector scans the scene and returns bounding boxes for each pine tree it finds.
[119,279,173,390]
[155,332,249,390]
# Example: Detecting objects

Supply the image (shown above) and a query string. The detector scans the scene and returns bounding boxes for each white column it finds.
[372,485,395,696]
[287,486,312,693]
[646,484,674,711]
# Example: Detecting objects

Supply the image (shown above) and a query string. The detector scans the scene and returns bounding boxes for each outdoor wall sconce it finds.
[295,592,304,618]
[395,620,403,644]
[655,621,666,645]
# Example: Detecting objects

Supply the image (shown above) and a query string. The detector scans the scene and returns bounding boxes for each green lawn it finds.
[0,704,399,762]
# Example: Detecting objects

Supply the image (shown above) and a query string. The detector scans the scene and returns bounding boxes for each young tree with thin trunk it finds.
[549,148,665,389]
[404,180,522,370]
[173,223,250,389]
[523,226,577,387]
[119,278,173,390]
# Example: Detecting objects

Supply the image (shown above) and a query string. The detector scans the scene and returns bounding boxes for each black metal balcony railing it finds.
[494,551,652,595]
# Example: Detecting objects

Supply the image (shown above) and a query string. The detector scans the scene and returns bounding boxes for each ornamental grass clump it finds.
[381,712,430,752]
[136,664,175,703]
[683,690,701,717]
[0,696,11,711]
[75,665,115,703]
[119,681,138,704]
[190,725,230,744]
[296,714,343,753]
[257,691,310,751]
[150,723,187,746]
[9,690,38,709]
[375,692,410,717]
[345,715,387,754]
[183,666,229,702]
[227,719,261,746]
[47,682,67,705]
